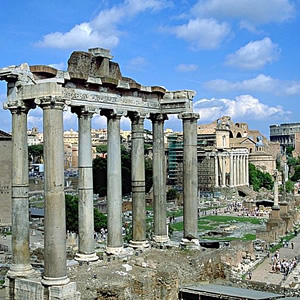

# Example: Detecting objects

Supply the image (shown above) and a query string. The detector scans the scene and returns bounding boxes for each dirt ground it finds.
[69,246,232,300]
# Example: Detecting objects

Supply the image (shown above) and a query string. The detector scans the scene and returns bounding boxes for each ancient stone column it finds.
[273,170,279,208]
[150,113,168,243]
[246,155,249,186]
[215,154,219,187]
[6,101,35,278]
[233,155,237,186]
[221,155,226,187]
[37,96,69,286]
[128,112,149,248]
[236,154,240,186]
[101,109,124,254]
[243,155,247,185]
[230,153,234,187]
[180,113,199,247]
[74,107,98,262]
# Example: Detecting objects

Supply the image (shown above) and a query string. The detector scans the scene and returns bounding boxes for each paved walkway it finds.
[251,234,300,286]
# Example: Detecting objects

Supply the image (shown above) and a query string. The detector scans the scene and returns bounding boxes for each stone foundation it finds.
[5,278,80,300]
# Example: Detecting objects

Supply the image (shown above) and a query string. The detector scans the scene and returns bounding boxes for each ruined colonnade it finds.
[0,48,199,297]
[215,151,249,188]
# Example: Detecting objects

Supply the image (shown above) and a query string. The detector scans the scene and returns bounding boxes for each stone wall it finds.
[0,136,12,226]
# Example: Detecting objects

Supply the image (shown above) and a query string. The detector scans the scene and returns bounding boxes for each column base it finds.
[180,238,200,250]
[129,240,150,249]
[75,252,99,262]
[7,263,39,279]
[41,275,70,287]
[152,235,169,244]
[105,246,124,255]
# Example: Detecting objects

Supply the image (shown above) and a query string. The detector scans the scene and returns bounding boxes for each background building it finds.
[0,130,12,226]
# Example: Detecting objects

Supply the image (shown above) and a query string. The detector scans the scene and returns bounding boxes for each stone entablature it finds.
[0,48,194,116]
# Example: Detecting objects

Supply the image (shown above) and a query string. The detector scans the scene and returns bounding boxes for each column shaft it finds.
[230,154,234,186]
[246,156,249,186]
[222,155,226,187]
[41,97,69,285]
[129,114,148,247]
[151,114,168,242]
[233,155,237,186]
[236,155,239,186]
[181,113,199,240]
[106,113,123,250]
[8,105,34,277]
[76,109,97,261]
[215,154,219,187]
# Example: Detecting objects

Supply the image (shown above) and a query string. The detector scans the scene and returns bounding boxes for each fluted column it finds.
[38,96,69,286]
[150,113,168,243]
[221,155,226,187]
[128,112,149,248]
[6,101,36,278]
[74,107,98,262]
[230,153,234,187]
[215,154,219,187]
[180,112,199,247]
[101,109,124,254]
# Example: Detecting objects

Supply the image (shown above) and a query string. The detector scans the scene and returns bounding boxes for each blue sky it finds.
[1,0,300,137]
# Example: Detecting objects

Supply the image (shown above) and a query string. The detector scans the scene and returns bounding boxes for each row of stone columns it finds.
[215,152,249,188]
[7,96,200,286]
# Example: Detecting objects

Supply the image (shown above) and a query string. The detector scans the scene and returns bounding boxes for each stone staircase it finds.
[237,185,257,199]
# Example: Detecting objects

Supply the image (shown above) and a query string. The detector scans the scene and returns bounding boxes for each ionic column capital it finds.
[149,113,168,123]
[4,99,35,114]
[35,96,66,110]
[71,106,97,117]
[178,112,200,121]
[127,111,147,125]
[100,108,125,119]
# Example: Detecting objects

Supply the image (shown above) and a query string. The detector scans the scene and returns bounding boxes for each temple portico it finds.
[214,149,249,188]
[0,48,199,299]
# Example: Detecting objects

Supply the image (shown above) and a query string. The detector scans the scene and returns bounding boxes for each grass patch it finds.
[201,215,262,225]
[171,222,183,231]
[242,234,256,241]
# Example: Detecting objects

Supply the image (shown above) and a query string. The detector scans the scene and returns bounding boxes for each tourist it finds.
[291,242,294,249]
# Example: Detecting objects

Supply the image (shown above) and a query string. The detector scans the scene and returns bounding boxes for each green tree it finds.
[286,145,294,156]
[167,188,178,200]
[28,144,43,163]
[291,166,300,181]
[96,144,108,153]
[285,180,295,193]
[65,194,107,233]
[249,163,273,192]
[93,144,153,196]
[93,156,107,196]
[145,157,153,193]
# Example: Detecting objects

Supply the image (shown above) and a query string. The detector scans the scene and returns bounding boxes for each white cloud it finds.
[36,0,172,49]
[176,64,198,72]
[225,38,280,70]
[204,74,300,96]
[171,18,231,50]
[192,0,295,24]
[194,95,290,121]
[48,62,66,70]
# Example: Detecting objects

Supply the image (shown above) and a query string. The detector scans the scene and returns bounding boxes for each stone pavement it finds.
[251,234,300,287]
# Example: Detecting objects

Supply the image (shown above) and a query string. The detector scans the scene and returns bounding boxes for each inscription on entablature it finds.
[62,89,160,109]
